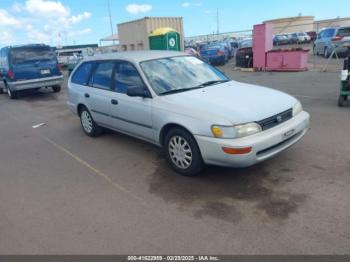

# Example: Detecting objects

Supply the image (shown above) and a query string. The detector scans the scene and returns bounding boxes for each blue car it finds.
[0,44,63,99]
[199,43,228,65]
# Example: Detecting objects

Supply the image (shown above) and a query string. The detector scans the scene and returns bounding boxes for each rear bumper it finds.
[195,111,310,168]
[8,75,64,91]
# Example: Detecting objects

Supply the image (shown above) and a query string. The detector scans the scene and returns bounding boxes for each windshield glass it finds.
[10,46,56,65]
[140,56,229,95]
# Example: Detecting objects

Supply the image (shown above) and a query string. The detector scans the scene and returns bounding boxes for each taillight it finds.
[332,36,343,42]
[7,69,14,80]
[56,63,62,73]
[217,50,223,56]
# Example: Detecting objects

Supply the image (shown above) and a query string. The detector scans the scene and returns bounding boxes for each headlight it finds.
[293,102,303,116]
[211,123,262,139]
[234,122,262,138]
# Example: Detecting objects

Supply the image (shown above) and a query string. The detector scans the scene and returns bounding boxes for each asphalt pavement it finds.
[0,60,349,254]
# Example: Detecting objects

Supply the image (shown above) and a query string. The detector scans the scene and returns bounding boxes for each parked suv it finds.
[67,51,309,176]
[0,44,63,99]
[313,27,350,57]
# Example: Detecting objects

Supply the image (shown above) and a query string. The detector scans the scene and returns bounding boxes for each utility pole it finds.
[107,0,115,45]
[216,8,220,36]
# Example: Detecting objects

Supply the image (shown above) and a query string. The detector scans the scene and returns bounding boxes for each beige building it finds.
[263,16,315,35]
[314,17,350,31]
[264,16,350,35]
[117,17,184,51]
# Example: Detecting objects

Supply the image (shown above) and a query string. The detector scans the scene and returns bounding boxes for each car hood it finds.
[158,80,298,125]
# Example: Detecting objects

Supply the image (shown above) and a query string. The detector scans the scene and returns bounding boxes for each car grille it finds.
[257,108,293,131]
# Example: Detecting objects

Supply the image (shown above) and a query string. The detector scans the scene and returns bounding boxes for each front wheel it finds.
[79,107,103,137]
[338,95,347,107]
[52,85,61,93]
[164,128,204,176]
[324,47,330,58]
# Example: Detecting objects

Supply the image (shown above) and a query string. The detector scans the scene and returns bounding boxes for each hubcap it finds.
[168,136,193,169]
[81,111,93,133]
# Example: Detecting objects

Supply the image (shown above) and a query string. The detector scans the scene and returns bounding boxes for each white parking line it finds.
[43,136,149,207]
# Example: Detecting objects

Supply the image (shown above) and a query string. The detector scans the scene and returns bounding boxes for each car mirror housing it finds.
[127,86,150,98]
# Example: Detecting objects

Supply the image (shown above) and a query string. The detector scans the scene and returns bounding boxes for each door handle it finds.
[85,93,90,98]
[111,99,118,105]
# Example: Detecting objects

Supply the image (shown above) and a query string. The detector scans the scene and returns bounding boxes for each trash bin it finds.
[149,27,181,51]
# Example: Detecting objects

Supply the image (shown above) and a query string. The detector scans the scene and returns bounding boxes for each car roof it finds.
[84,50,188,63]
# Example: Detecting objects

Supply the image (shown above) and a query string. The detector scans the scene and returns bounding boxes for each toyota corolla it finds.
[67,51,310,176]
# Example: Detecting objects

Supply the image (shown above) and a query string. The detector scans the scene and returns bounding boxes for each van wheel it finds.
[6,85,17,99]
[338,95,346,107]
[164,128,204,176]
[79,106,103,137]
[52,85,61,93]
[0,88,3,94]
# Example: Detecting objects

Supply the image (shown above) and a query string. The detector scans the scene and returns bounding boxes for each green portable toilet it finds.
[149,27,181,51]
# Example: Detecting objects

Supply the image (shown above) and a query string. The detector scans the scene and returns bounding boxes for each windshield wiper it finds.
[159,80,229,96]
[159,87,203,96]
[195,79,230,88]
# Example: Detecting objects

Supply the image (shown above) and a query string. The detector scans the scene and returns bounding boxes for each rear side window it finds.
[337,28,350,37]
[71,62,93,86]
[91,62,114,90]
[324,29,335,38]
[10,46,56,65]
[114,61,144,94]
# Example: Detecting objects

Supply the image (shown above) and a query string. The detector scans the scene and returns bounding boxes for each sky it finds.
[0,0,349,47]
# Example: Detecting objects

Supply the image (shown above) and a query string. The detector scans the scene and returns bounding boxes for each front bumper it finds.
[8,75,64,91]
[195,111,310,168]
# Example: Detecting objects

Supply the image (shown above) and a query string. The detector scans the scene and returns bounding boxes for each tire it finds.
[338,95,346,107]
[164,128,204,176]
[324,47,330,58]
[0,88,3,94]
[52,85,61,93]
[6,84,17,99]
[79,106,103,137]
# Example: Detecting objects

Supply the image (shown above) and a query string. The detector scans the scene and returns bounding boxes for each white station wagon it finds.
[67,51,310,176]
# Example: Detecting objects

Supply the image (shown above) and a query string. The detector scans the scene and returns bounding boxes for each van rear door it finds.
[9,46,61,81]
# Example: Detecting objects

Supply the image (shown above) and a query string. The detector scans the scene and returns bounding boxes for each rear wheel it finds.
[0,88,3,94]
[6,84,17,99]
[164,128,204,176]
[79,106,103,137]
[52,85,61,93]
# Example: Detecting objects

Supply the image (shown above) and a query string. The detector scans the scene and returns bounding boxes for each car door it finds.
[316,30,325,54]
[109,60,154,142]
[324,29,336,54]
[86,61,115,127]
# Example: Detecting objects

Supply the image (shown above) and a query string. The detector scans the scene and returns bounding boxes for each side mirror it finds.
[127,86,150,98]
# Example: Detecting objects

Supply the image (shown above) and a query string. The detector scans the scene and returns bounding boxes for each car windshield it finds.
[10,46,56,65]
[140,56,229,95]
